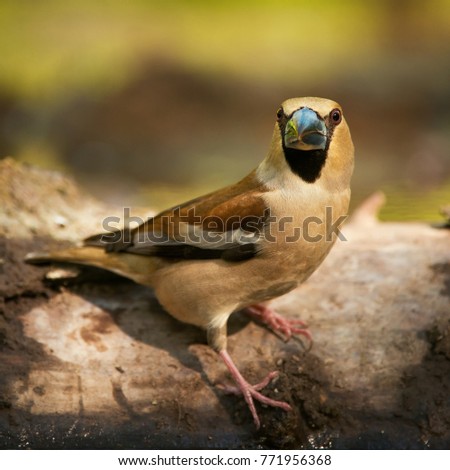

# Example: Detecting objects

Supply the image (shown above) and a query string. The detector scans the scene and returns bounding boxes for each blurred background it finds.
[0,0,449,221]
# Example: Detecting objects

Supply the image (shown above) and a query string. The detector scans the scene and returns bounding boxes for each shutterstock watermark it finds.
[99,207,348,247]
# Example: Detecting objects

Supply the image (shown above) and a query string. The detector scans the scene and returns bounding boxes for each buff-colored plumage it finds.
[26,97,354,428]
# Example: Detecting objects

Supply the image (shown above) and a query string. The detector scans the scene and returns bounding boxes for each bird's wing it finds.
[84,170,270,262]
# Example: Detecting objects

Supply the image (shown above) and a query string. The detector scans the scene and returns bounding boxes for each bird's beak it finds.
[284,107,327,151]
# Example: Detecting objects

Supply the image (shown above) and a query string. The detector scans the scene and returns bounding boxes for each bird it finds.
[26,97,354,428]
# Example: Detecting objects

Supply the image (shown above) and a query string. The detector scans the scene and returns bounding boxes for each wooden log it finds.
[0,158,449,449]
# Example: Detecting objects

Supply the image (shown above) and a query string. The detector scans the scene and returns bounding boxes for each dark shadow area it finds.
[431,262,450,299]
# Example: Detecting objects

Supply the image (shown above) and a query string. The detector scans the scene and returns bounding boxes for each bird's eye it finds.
[276,108,284,121]
[330,108,342,125]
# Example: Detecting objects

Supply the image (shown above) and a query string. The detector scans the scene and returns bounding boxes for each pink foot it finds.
[247,304,312,345]
[219,349,291,429]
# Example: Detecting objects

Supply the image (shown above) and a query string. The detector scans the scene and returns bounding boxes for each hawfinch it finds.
[27,97,354,428]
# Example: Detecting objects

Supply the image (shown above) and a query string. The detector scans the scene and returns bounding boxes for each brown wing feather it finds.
[144,170,267,232]
[85,170,270,261]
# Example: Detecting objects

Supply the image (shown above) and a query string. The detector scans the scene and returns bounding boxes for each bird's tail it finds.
[25,246,157,286]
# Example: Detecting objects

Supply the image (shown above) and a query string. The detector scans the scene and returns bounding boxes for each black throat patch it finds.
[278,116,334,183]
[282,146,328,183]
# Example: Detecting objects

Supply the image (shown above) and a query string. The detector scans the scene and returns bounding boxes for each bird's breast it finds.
[260,185,351,281]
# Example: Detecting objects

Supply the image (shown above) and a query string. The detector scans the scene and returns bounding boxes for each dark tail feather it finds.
[24,246,157,286]
[84,229,134,252]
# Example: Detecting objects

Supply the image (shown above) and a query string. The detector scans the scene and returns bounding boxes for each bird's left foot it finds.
[246,303,312,345]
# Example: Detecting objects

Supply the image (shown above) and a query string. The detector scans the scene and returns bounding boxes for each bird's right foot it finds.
[218,349,291,429]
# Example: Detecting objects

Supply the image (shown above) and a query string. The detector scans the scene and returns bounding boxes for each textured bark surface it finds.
[1,158,449,449]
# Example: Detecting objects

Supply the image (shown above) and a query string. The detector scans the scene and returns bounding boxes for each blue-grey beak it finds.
[284,107,327,151]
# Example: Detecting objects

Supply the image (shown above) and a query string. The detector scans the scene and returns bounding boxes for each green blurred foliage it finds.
[1,0,448,100]
[1,0,449,221]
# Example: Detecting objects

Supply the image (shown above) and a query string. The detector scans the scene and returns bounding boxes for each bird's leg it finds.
[208,323,291,429]
[246,303,312,345]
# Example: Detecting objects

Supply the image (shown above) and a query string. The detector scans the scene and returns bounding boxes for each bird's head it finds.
[261,97,354,190]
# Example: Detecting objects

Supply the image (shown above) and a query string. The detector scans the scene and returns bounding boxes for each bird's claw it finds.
[218,370,279,395]
[219,350,291,429]
[246,304,313,347]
